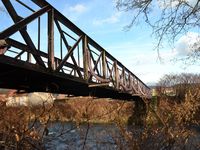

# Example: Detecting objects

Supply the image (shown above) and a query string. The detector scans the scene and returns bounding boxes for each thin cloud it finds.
[62,3,88,21]
[69,4,87,14]
[174,32,200,56]
[93,12,121,25]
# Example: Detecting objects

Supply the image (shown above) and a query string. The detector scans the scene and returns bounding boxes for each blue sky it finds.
[0,0,199,85]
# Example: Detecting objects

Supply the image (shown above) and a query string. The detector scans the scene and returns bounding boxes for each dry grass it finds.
[0,103,46,149]
[0,96,135,149]
[114,85,200,150]
[0,84,200,149]
[60,97,134,124]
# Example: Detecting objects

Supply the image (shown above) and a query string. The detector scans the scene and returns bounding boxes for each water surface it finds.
[44,122,122,150]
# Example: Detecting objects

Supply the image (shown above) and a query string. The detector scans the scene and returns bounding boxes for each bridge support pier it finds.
[128,97,148,126]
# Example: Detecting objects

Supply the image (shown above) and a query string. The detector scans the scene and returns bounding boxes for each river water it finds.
[40,122,200,150]
[43,122,123,150]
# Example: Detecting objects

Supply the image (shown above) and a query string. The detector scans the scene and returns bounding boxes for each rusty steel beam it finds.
[56,36,83,72]
[87,45,101,76]
[102,50,106,78]
[0,5,51,39]
[87,50,110,83]
[88,52,103,81]
[114,61,119,89]
[122,68,126,86]
[32,0,84,36]
[38,17,41,51]
[89,83,110,87]
[16,0,35,12]
[2,0,46,68]
[83,35,89,81]
[54,20,69,48]
[48,8,55,71]
[15,50,25,59]
[7,38,85,73]
[54,19,83,79]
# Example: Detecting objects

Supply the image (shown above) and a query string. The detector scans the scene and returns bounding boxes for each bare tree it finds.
[157,73,200,101]
[116,0,200,60]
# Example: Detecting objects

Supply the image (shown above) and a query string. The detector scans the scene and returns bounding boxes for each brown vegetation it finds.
[53,97,134,124]
[1,73,200,149]
[0,103,46,149]
[115,73,200,149]
[0,95,135,149]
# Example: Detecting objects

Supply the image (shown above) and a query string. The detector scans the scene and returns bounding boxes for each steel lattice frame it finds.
[0,0,151,99]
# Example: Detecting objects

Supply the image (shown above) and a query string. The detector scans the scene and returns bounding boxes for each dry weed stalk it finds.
[115,77,200,149]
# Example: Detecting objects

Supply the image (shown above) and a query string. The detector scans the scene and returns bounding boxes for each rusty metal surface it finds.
[0,0,151,99]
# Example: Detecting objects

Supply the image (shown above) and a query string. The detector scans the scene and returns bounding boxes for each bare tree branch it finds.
[116,0,200,63]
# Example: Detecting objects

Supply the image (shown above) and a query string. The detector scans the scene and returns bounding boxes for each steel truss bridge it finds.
[0,0,151,100]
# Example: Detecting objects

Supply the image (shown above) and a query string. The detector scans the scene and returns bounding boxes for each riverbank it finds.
[0,96,135,149]
[1,94,200,149]
[30,96,135,124]
[1,96,135,124]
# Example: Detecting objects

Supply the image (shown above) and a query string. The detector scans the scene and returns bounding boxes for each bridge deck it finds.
[0,55,136,100]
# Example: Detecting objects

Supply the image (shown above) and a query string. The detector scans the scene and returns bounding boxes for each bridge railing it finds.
[0,0,151,98]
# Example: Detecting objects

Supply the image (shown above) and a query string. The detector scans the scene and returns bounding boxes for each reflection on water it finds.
[42,122,200,149]
[44,122,122,150]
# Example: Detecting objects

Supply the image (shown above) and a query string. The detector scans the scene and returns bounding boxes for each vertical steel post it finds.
[122,68,126,86]
[102,50,106,78]
[60,34,62,59]
[27,52,31,63]
[114,61,119,89]
[48,8,55,70]
[38,17,40,51]
[78,45,80,66]
[128,73,131,88]
[83,35,88,81]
